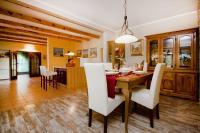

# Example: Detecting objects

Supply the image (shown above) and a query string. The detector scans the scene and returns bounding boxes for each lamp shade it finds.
[65,51,75,56]
[115,34,138,44]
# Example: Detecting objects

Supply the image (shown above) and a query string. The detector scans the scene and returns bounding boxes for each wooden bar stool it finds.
[40,66,58,91]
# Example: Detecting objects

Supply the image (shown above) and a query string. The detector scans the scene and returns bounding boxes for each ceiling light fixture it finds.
[115,0,138,44]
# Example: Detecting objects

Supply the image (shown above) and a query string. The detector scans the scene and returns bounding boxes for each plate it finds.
[119,69,131,74]
[133,70,146,74]
[106,71,119,75]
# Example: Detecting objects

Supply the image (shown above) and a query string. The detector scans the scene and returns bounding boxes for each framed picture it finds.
[76,50,82,57]
[82,49,89,58]
[89,48,97,58]
[53,48,64,57]
[130,39,144,56]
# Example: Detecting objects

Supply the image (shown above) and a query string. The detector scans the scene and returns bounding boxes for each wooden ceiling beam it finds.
[0,19,88,41]
[4,0,103,33]
[0,38,46,45]
[0,35,47,43]
[0,8,100,38]
[0,20,83,42]
[0,31,46,40]
[0,26,81,43]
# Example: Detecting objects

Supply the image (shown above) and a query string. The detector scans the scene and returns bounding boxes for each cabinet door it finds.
[161,72,175,92]
[147,38,160,68]
[176,73,195,96]
[161,36,175,69]
[177,34,194,69]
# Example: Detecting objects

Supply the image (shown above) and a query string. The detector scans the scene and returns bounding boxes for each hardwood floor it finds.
[0,75,200,132]
[0,75,85,111]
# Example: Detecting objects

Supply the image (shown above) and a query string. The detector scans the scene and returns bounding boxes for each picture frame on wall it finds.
[89,48,97,58]
[76,50,82,57]
[130,39,144,56]
[53,48,64,57]
[82,49,89,58]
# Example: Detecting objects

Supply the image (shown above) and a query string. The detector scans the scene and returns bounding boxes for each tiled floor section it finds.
[0,75,200,132]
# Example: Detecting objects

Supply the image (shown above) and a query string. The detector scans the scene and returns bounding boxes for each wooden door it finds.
[10,52,17,80]
[161,72,175,93]
[29,52,41,77]
[176,33,194,70]
[160,36,176,69]
[146,38,161,69]
[176,73,195,97]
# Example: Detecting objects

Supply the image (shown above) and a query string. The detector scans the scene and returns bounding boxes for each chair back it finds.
[84,63,108,115]
[40,66,47,75]
[143,62,148,72]
[104,63,112,71]
[150,63,165,106]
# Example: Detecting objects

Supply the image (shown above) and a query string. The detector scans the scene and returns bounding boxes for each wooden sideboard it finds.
[146,28,199,100]
[54,67,67,85]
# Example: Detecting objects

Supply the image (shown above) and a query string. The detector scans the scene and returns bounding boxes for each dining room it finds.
[0,0,200,133]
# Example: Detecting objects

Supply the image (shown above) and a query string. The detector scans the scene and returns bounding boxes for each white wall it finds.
[79,11,198,66]
[79,31,116,63]
[125,11,198,66]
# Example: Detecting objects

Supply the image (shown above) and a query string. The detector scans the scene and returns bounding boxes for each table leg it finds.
[121,88,132,133]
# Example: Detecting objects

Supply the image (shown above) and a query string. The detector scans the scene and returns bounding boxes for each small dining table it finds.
[116,72,153,133]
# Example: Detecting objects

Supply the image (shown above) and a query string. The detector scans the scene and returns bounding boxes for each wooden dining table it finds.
[116,72,153,133]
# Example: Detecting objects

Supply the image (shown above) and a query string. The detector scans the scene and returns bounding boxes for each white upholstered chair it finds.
[143,62,148,73]
[84,63,124,133]
[40,66,57,90]
[103,63,113,71]
[131,63,165,128]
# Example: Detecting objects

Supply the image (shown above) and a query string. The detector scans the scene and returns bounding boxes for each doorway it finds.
[10,51,41,80]
[17,51,29,75]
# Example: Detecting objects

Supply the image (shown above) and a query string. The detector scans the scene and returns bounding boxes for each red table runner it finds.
[106,72,135,98]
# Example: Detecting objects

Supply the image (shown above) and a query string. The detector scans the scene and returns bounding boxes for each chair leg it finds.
[43,76,45,90]
[149,109,154,128]
[88,109,92,127]
[121,102,125,122]
[104,116,108,133]
[132,102,137,112]
[156,104,159,119]
[41,76,42,87]
[45,77,47,91]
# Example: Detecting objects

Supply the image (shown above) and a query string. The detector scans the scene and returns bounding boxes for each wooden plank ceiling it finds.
[0,0,102,45]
